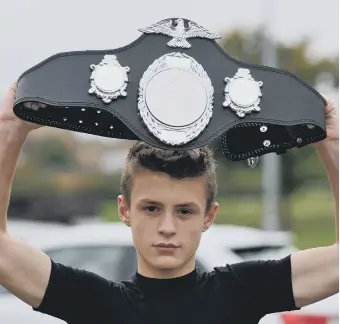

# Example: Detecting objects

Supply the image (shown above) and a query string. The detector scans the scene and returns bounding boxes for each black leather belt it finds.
[14,18,326,163]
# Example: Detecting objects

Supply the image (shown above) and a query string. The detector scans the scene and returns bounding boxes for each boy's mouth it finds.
[153,243,180,251]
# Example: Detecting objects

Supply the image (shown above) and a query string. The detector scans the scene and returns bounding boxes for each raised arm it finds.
[224,99,339,319]
[0,82,51,308]
[291,98,339,308]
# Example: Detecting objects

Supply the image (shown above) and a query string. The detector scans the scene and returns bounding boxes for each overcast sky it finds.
[0,0,338,93]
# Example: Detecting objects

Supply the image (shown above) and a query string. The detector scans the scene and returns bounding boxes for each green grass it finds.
[101,188,336,250]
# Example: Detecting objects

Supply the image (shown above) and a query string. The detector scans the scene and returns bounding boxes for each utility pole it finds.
[260,0,282,231]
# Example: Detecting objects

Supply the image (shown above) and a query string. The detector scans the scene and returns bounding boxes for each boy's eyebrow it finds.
[175,203,199,209]
[139,199,164,205]
[139,199,199,208]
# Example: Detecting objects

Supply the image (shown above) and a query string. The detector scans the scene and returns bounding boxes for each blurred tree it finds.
[220,28,339,87]
[30,137,78,171]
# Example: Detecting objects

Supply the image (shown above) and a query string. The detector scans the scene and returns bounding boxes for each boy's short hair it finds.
[120,141,218,212]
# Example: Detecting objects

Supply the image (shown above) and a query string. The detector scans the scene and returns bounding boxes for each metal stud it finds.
[263,140,271,147]
[81,108,86,111]
[63,117,67,121]
[297,138,302,144]
[95,122,99,126]
[110,126,114,129]
[260,126,267,132]
[79,120,83,124]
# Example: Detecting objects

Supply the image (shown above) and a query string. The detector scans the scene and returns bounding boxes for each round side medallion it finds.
[89,55,130,104]
[138,52,214,146]
[223,68,263,118]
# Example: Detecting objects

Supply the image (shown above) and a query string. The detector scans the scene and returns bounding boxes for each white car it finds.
[0,221,337,324]
[6,219,68,240]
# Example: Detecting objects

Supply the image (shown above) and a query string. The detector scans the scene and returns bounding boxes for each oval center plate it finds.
[138,52,214,146]
[145,69,207,127]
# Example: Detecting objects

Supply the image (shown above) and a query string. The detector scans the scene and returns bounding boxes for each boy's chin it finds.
[150,255,186,271]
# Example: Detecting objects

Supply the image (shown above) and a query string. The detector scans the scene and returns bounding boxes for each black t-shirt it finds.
[33,255,299,324]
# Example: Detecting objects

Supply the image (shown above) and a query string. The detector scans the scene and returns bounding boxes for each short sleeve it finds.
[228,255,300,317]
[33,259,121,323]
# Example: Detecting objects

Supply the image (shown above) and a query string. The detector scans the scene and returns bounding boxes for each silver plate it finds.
[89,55,130,104]
[223,68,263,118]
[138,18,221,49]
[138,52,214,146]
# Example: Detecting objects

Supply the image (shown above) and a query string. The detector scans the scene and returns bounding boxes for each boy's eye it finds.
[144,206,159,212]
[177,208,192,216]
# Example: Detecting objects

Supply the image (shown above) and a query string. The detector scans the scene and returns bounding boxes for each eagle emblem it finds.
[138,18,221,48]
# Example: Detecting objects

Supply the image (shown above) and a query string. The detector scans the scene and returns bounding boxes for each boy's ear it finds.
[118,195,131,227]
[203,202,219,232]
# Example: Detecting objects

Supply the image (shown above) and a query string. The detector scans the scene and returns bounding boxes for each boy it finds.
[0,82,338,323]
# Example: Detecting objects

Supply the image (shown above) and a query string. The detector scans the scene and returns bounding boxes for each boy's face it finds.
[118,170,218,278]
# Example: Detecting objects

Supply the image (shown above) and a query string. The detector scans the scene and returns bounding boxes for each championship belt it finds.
[13,18,327,165]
